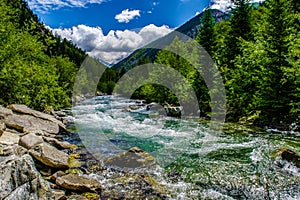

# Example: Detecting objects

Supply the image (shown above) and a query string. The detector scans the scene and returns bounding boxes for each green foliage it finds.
[0,0,86,110]
[126,0,299,126]
[196,9,216,55]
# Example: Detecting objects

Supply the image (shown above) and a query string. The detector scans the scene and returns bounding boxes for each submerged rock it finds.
[56,174,102,192]
[29,143,69,169]
[0,154,52,199]
[105,147,156,169]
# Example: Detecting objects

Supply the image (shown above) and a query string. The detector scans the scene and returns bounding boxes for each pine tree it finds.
[196,9,216,55]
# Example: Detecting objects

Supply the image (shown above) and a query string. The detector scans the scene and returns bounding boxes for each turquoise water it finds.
[71,96,300,199]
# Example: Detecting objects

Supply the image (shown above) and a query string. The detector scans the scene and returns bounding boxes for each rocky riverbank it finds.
[0,104,170,200]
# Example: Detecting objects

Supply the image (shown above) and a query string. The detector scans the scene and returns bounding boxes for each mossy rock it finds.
[68,155,82,168]
[65,168,84,175]
[81,192,100,200]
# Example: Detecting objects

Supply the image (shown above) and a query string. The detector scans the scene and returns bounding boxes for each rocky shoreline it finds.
[0,104,171,200]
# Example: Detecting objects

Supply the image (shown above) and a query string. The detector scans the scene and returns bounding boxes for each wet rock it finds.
[0,105,13,119]
[4,114,59,134]
[0,154,52,199]
[43,136,76,149]
[29,143,69,169]
[0,131,20,145]
[56,174,102,192]
[105,147,155,169]
[164,105,182,117]
[281,148,300,168]
[81,192,100,200]
[7,104,66,130]
[19,133,43,149]
[101,174,168,199]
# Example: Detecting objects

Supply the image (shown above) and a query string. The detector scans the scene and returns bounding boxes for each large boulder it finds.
[19,133,43,150]
[56,174,102,192]
[4,114,59,134]
[29,143,69,169]
[0,154,52,200]
[105,147,156,169]
[0,131,20,145]
[7,104,66,130]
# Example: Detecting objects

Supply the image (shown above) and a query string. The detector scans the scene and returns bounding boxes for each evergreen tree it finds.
[196,9,216,55]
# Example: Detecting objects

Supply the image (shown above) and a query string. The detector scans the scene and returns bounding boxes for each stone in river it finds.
[105,147,156,169]
[56,174,102,192]
[281,148,300,168]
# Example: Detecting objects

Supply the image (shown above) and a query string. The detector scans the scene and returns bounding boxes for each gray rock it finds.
[0,121,5,132]
[29,143,69,169]
[7,104,66,130]
[0,105,13,119]
[0,154,52,199]
[56,174,102,192]
[0,131,20,145]
[4,114,59,134]
[0,144,27,157]
[19,133,43,149]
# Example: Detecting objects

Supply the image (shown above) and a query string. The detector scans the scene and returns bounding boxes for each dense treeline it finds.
[0,0,87,110]
[130,0,299,127]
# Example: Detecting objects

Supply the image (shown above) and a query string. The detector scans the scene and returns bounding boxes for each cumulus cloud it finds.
[51,24,173,64]
[27,0,106,13]
[115,9,141,23]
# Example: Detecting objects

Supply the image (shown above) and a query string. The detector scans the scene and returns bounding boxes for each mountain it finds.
[209,0,265,13]
[112,9,229,71]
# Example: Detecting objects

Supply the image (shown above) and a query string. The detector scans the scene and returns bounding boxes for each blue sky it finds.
[28,0,211,34]
[25,0,214,64]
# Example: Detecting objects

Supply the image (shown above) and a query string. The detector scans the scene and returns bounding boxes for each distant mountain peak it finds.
[209,0,264,13]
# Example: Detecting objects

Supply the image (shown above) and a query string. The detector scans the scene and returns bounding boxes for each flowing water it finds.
[70,95,300,199]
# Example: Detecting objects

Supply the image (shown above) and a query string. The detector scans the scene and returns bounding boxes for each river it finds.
[69,95,300,199]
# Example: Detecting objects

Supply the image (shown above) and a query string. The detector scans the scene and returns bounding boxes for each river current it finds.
[70,95,300,199]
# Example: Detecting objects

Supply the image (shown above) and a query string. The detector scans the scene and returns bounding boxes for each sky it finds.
[25,0,216,64]
[25,0,249,64]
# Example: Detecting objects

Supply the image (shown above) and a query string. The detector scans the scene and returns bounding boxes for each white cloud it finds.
[26,0,106,13]
[51,24,173,64]
[115,9,141,23]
